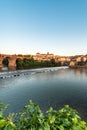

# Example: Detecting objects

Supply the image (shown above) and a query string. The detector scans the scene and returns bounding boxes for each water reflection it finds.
[70,68,87,76]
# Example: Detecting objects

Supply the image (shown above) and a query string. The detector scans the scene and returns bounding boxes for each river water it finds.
[0,67,87,121]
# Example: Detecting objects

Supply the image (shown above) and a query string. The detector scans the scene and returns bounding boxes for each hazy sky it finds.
[0,0,87,56]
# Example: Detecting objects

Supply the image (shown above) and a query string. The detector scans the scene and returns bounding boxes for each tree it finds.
[16,59,23,69]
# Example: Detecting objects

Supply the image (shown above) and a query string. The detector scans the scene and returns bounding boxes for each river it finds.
[0,67,87,121]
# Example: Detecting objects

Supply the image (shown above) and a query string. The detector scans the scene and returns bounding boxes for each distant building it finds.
[69,61,76,67]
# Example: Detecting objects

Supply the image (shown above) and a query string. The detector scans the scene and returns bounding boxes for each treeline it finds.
[16,58,61,70]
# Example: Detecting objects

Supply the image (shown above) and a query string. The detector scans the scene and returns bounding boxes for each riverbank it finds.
[0,66,68,79]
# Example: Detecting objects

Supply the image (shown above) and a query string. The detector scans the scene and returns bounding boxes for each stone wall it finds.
[8,57,16,70]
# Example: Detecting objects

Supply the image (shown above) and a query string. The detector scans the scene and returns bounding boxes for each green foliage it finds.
[16,58,61,70]
[0,100,87,130]
[16,59,24,69]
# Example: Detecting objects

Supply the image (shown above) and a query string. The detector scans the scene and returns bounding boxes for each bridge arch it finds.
[0,55,17,71]
[2,57,9,67]
[2,57,9,71]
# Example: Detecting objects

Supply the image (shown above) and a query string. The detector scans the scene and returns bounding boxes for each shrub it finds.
[0,100,87,130]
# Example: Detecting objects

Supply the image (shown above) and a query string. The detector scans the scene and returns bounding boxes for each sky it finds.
[0,0,87,56]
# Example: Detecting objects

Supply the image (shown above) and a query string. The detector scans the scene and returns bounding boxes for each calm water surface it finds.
[0,67,87,121]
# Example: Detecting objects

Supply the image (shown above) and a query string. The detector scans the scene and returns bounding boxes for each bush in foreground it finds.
[0,100,87,130]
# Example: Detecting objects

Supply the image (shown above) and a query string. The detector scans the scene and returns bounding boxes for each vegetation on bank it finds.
[0,100,87,130]
[16,58,62,70]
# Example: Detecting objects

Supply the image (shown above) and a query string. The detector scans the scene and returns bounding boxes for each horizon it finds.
[0,52,87,57]
[0,0,87,56]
